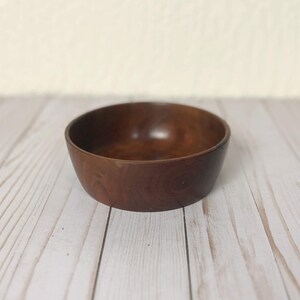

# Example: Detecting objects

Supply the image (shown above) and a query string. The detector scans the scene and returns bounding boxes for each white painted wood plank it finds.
[4,160,109,300]
[264,101,300,160]
[94,209,190,300]
[23,181,106,300]
[66,204,109,300]
[0,100,69,297]
[219,100,300,299]
[0,98,91,298]
[0,96,45,165]
[0,97,135,300]
[3,158,77,299]
[184,100,288,300]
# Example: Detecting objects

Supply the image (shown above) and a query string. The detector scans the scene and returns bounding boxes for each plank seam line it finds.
[91,206,112,300]
[183,207,193,300]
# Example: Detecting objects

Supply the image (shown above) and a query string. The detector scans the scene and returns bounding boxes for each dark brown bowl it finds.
[65,102,230,212]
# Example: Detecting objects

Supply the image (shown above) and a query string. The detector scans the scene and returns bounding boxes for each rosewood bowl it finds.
[65,102,230,212]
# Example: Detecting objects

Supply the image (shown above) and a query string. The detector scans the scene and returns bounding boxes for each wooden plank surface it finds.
[220,100,300,299]
[0,96,46,166]
[0,97,299,300]
[185,101,288,300]
[94,209,190,300]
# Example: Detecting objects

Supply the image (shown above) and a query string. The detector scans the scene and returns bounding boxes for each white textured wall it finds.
[0,0,300,98]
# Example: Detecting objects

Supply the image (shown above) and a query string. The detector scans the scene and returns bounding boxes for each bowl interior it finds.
[67,102,227,161]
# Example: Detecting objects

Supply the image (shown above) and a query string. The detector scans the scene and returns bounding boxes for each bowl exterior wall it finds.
[66,140,229,212]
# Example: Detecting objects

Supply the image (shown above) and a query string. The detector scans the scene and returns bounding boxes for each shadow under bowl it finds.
[65,102,230,212]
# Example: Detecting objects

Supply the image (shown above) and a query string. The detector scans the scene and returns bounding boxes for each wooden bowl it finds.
[65,102,230,212]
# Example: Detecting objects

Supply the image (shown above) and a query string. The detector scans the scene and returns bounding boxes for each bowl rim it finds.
[65,101,231,164]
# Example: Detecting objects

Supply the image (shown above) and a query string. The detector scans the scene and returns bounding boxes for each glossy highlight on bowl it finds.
[65,102,230,212]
